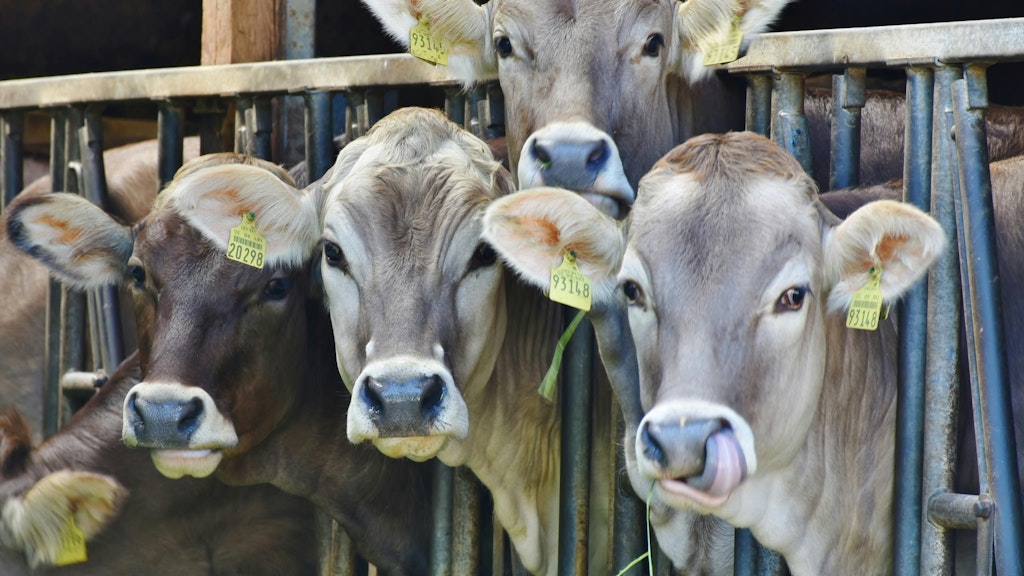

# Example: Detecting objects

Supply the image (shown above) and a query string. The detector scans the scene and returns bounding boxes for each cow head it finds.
[316,107,513,462]
[483,132,945,561]
[5,154,320,479]
[363,0,793,217]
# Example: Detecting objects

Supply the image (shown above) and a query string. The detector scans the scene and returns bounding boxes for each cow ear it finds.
[360,0,494,85]
[168,163,321,270]
[483,188,625,302]
[823,200,946,312]
[674,0,793,83]
[5,193,132,289]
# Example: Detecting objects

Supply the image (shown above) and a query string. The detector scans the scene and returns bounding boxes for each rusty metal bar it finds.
[558,315,593,576]
[771,73,811,175]
[451,469,481,575]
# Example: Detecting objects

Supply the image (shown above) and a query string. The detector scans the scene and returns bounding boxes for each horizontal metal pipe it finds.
[927,492,990,530]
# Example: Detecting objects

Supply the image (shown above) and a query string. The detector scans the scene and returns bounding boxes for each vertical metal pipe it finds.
[1,110,25,210]
[247,96,274,161]
[443,88,467,128]
[745,75,772,138]
[919,64,963,576]
[60,107,86,420]
[829,68,866,191]
[892,65,933,576]
[431,460,453,576]
[612,412,645,573]
[485,82,506,139]
[304,90,334,183]
[43,109,67,438]
[195,98,229,155]
[771,73,811,175]
[158,101,185,192]
[451,470,481,575]
[466,85,487,139]
[557,316,593,576]
[345,91,366,138]
[235,97,252,154]
[734,529,758,575]
[953,66,1024,575]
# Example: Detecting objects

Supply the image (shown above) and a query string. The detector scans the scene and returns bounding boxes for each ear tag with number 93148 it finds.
[548,251,591,312]
[410,17,449,66]
[227,212,266,269]
[54,516,87,566]
[846,266,883,331]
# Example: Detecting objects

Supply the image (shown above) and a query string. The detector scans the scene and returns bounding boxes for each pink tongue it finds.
[704,430,746,498]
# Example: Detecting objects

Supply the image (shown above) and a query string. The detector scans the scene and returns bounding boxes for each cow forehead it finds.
[493,0,669,27]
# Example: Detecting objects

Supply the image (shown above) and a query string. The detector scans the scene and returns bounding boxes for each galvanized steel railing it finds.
[1,15,1022,576]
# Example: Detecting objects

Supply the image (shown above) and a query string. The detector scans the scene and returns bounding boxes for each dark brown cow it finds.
[5,153,433,575]
[1,137,200,441]
[0,353,317,575]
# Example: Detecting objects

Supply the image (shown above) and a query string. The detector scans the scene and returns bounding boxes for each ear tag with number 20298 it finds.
[846,266,884,331]
[226,212,266,270]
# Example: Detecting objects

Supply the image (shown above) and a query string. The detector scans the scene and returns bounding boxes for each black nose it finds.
[126,392,204,448]
[361,375,445,438]
[639,418,724,479]
[530,137,610,190]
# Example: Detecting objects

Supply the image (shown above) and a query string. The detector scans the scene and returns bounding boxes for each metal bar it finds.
[235,97,252,154]
[919,64,963,576]
[484,82,506,139]
[304,90,334,183]
[1,110,24,210]
[363,90,385,132]
[451,469,481,575]
[734,529,757,575]
[744,75,772,137]
[344,90,365,139]
[892,65,933,576]
[246,96,274,161]
[828,68,865,190]
[952,66,1024,575]
[771,73,811,175]
[157,101,185,191]
[443,88,466,128]
[43,110,67,438]
[195,98,229,155]
[466,85,487,139]
[612,411,645,573]
[927,492,990,530]
[727,17,1024,74]
[431,460,453,576]
[557,315,593,576]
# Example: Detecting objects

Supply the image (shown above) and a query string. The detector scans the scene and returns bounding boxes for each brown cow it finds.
[483,132,953,574]
[5,153,433,575]
[1,137,200,442]
[0,353,317,575]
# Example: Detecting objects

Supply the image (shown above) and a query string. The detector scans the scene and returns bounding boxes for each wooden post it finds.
[201,0,283,66]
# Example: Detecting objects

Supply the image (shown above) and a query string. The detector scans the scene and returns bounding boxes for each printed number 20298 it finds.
[228,241,264,268]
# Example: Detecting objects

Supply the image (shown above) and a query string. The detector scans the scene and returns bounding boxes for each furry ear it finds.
[167,163,321,270]
[674,0,794,83]
[360,0,495,85]
[0,470,127,567]
[0,409,32,478]
[483,187,625,304]
[5,193,132,289]
[824,199,946,312]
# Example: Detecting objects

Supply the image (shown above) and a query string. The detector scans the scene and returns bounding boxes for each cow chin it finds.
[372,436,448,462]
[150,449,223,479]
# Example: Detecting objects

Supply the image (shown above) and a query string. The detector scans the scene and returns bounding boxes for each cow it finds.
[0,352,318,575]
[5,152,434,575]
[482,131,956,574]
[362,0,1024,210]
[1,137,201,442]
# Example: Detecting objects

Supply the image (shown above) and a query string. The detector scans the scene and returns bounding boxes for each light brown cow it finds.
[483,132,948,574]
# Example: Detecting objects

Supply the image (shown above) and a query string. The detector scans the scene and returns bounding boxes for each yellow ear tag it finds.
[548,251,592,312]
[703,15,744,66]
[54,516,87,566]
[409,17,449,66]
[846,266,884,331]
[226,212,266,269]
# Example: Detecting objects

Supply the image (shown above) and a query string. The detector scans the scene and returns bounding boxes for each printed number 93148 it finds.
[552,272,591,298]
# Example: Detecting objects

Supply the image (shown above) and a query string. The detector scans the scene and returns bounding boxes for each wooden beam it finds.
[201,0,283,65]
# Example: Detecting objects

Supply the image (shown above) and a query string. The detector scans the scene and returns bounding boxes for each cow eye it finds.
[642,33,665,57]
[128,264,146,288]
[263,278,292,301]
[777,286,809,312]
[322,241,348,273]
[494,35,513,58]
[468,242,498,272]
[622,280,644,305]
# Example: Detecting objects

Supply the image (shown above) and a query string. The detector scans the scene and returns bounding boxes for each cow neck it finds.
[734,314,899,575]
[450,276,563,575]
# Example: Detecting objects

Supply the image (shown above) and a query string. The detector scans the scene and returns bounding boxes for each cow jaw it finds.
[150,449,223,479]
[347,356,469,461]
[636,401,756,511]
[516,122,634,219]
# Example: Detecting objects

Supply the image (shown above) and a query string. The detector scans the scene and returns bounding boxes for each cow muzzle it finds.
[122,381,238,479]
[636,403,756,510]
[348,357,468,461]
[517,122,635,219]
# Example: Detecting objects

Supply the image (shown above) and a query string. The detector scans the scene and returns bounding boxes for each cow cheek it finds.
[453,273,505,398]
[324,279,363,390]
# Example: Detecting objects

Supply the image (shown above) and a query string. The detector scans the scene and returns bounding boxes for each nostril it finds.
[177,397,204,435]
[419,375,445,418]
[586,140,609,167]
[640,422,665,468]
[362,379,384,417]
[532,140,551,166]
[127,392,140,420]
